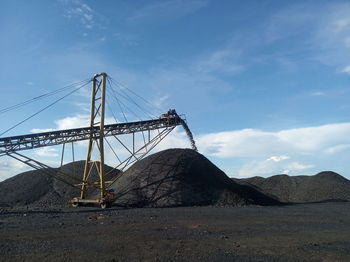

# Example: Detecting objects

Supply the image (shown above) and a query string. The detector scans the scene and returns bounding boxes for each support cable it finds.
[109,76,159,113]
[108,77,156,119]
[0,79,90,115]
[105,79,122,123]
[104,137,122,164]
[107,78,128,122]
[107,87,143,121]
[107,84,144,121]
[106,96,119,123]
[0,80,91,137]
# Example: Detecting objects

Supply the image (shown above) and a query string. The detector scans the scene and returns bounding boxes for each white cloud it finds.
[55,114,90,129]
[83,13,93,21]
[30,115,91,132]
[152,95,169,110]
[267,155,290,162]
[0,157,29,181]
[333,17,350,33]
[31,128,56,133]
[265,4,316,43]
[0,155,63,181]
[193,50,243,75]
[81,3,92,12]
[285,162,314,171]
[73,102,90,112]
[61,0,97,30]
[237,158,313,178]
[340,65,350,74]
[261,2,350,73]
[35,147,59,157]
[198,122,350,158]
[324,144,350,154]
[55,114,116,130]
[310,91,326,96]
[313,3,350,68]
[31,113,117,133]
[155,127,193,151]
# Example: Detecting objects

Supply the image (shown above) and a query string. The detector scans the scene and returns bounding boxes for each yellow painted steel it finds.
[80,73,107,202]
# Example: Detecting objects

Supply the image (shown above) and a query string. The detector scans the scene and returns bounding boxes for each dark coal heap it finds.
[109,149,279,207]
[11,148,350,209]
[234,171,350,203]
[0,161,118,208]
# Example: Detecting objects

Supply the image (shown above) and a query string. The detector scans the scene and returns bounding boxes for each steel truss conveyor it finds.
[0,72,196,208]
[0,116,182,156]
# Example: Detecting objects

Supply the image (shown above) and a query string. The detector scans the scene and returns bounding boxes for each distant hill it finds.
[233,171,350,203]
[0,161,119,208]
[108,149,279,207]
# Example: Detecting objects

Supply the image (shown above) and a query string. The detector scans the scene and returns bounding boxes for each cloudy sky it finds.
[1,0,350,180]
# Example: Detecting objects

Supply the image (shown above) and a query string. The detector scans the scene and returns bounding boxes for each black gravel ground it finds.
[1,202,350,262]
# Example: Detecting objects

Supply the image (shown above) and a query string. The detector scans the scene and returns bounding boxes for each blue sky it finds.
[1,0,350,180]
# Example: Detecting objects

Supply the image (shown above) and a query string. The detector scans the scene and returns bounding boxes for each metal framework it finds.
[0,72,186,208]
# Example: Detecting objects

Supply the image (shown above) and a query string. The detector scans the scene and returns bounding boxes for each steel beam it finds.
[0,116,182,156]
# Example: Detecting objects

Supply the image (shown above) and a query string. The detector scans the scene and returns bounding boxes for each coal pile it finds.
[0,161,118,208]
[109,149,279,207]
[0,149,279,209]
[234,171,350,203]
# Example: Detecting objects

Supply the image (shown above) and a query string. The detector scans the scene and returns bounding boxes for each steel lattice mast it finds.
[80,73,107,201]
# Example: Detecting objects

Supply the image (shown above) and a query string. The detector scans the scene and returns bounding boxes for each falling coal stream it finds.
[180,119,198,151]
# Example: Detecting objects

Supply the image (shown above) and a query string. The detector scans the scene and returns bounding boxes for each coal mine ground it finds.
[1,202,350,262]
